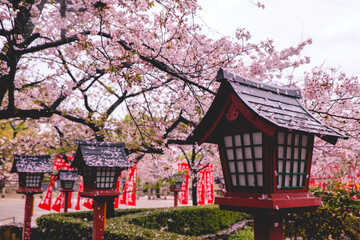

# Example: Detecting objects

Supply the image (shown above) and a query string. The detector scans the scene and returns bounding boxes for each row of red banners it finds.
[38,156,137,212]
[178,163,214,205]
[38,158,213,211]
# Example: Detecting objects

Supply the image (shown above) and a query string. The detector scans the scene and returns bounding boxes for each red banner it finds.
[127,166,137,206]
[38,175,57,210]
[83,198,93,210]
[38,156,69,210]
[197,168,205,205]
[119,181,127,204]
[205,164,214,204]
[74,182,83,210]
[118,165,137,206]
[52,192,63,212]
[114,174,122,208]
[178,163,190,205]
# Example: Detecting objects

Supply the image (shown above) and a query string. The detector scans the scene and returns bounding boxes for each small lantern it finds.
[169,174,185,191]
[71,140,131,198]
[169,174,185,207]
[10,154,52,240]
[10,154,52,194]
[59,170,78,191]
[187,68,347,239]
[58,169,78,212]
[70,140,131,240]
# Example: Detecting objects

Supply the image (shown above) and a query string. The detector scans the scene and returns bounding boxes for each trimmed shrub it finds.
[128,205,248,236]
[35,205,248,240]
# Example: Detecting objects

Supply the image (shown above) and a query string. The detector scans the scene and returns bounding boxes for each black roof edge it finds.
[216,67,302,99]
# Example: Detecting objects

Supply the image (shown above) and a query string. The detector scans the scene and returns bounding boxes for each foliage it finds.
[229,226,254,240]
[0,0,321,184]
[284,180,360,239]
[128,205,248,236]
[35,205,247,240]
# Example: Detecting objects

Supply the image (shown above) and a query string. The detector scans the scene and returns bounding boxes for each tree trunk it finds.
[106,198,115,218]
[192,179,198,206]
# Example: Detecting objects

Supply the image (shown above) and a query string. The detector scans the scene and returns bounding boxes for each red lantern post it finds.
[58,170,78,212]
[187,68,347,239]
[169,174,185,207]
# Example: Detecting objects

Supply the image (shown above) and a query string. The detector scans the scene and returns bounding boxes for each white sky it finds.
[197,0,360,77]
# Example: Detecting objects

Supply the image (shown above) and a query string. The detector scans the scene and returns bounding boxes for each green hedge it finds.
[35,205,247,240]
[128,205,248,236]
[284,207,360,239]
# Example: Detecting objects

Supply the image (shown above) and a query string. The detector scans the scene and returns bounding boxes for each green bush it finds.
[128,205,248,236]
[35,205,248,240]
[284,180,360,239]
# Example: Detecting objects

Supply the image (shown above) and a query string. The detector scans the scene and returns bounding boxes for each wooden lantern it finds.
[187,68,347,239]
[59,169,78,191]
[71,140,131,198]
[10,154,52,194]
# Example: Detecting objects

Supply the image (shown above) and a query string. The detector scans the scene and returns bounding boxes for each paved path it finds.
[0,193,192,227]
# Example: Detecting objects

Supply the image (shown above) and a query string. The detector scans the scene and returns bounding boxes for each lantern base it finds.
[215,192,321,212]
[80,190,120,198]
[16,188,43,194]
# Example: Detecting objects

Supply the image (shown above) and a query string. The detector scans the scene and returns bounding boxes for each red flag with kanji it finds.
[197,168,205,205]
[52,192,63,212]
[74,182,83,210]
[178,163,190,205]
[38,175,57,210]
[127,166,137,206]
[205,164,214,204]
[83,198,93,210]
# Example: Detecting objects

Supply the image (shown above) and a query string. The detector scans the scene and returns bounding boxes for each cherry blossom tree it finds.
[2,0,356,204]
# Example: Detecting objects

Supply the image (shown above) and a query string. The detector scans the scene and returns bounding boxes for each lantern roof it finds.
[187,68,347,145]
[58,170,78,181]
[10,154,52,173]
[71,140,131,169]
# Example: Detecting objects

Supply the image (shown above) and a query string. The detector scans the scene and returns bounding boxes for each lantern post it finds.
[187,68,347,239]
[169,174,185,207]
[70,140,131,240]
[58,169,78,212]
[10,154,52,240]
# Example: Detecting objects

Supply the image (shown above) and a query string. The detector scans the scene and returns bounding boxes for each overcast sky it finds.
[197,0,360,77]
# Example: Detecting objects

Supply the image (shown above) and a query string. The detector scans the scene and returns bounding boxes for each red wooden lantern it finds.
[59,169,78,191]
[169,174,185,207]
[70,140,131,240]
[11,154,52,194]
[10,154,52,240]
[58,169,78,212]
[187,68,347,239]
